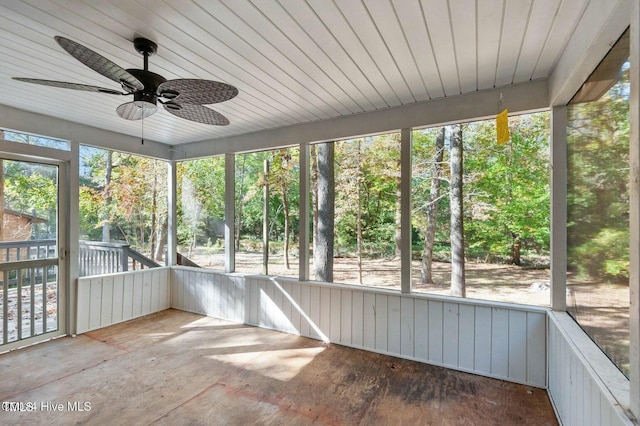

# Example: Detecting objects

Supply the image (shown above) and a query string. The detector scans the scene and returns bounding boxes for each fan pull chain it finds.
[141,113,145,145]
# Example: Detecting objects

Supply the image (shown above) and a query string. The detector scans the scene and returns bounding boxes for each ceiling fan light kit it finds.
[13,36,238,126]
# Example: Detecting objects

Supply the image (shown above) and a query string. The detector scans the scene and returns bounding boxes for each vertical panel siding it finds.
[290,282,301,333]
[443,302,459,367]
[458,304,475,370]
[414,299,429,360]
[400,297,414,357]
[388,296,401,356]
[547,312,632,426]
[330,288,341,342]
[298,283,310,336]
[168,267,548,387]
[526,312,546,387]
[428,301,443,364]
[76,267,171,334]
[474,306,492,375]
[375,294,388,353]
[351,290,364,347]
[341,290,352,345]
[491,307,509,378]
[363,292,376,349]
[111,274,124,324]
[508,310,527,383]
[122,274,134,321]
[100,276,113,327]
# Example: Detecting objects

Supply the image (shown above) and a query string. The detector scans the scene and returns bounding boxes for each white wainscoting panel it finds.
[547,312,633,426]
[76,267,170,334]
[171,267,547,387]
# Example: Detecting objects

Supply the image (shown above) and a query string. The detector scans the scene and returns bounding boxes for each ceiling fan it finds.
[13,36,238,125]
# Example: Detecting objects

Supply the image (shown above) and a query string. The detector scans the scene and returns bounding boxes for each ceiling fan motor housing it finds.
[126,69,166,106]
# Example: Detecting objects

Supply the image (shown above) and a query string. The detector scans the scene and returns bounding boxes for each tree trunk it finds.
[311,145,319,259]
[394,135,402,258]
[263,159,269,275]
[315,142,334,282]
[0,158,4,242]
[421,127,445,284]
[154,216,168,262]
[282,187,290,269]
[511,232,522,266]
[356,140,363,284]
[150,162,157,259]
[449,124,466,297]
[235,155,246,251]
[102,151,113,242]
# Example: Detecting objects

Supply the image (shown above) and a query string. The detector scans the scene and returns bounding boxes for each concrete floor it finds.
[1,309,558,425]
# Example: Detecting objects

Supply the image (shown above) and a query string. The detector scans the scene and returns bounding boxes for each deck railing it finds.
[0,239,160,278]
[0,239,56,263]
[78,241,160,276]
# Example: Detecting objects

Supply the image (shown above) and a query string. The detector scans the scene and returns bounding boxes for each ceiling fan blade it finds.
[157,79,238,105]
[12,77,127,95]
[55,36,143,92]
[162,103,230,125]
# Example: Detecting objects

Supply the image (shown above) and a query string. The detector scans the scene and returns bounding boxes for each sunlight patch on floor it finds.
[208,346,326,381]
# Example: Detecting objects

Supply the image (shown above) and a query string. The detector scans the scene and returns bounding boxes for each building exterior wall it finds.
[2,213,34,242]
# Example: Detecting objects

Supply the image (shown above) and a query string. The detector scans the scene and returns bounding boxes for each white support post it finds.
[225,153,235,273]
[400,128,412,294]
[299,143,310,281]
[551,106,567,312]
[167,161,178,267]
[67,141,80,335]
[629,0,640,417]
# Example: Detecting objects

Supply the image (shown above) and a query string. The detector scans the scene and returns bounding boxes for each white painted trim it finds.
[551,106,567,311]
[548,311,633,425]
[225,153,235,273]
[298,143,310,281]
[172,80,549,160]
[58,154,69,339]
[0,140,71,162]
[549,0,631,106]
[629,0,640,418]
[0,151,71,341]
[0,104,171,160]
[167,161,178,267]
[68,142,80,335]
[400,128,411,294]
[169,265,550,313]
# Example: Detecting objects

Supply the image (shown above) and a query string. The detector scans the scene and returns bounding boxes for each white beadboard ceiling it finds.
[0,0,606,146]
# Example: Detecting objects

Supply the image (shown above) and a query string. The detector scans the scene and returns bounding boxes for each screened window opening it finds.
[411,112,550,306]
[79,146,167,276]
[566,28,630,377]
[177,156,226,269]
[234,147,300,278]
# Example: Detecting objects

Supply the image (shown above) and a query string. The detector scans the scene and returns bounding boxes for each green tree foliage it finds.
[464,114,550,263]
[177,156,225,251]
[4,163,57,216]
[67,112,550,273]
[412,128,451,256]
[334,135,400,257]
[412,113,550,268]
[263,149,300,267]
[567,65,630,282]
[235,151,269,245]
[79,147,167,259]
[3,161,58,237]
